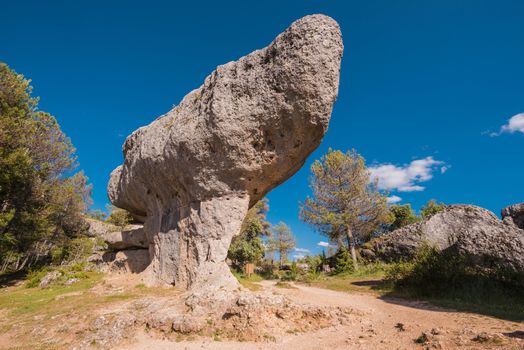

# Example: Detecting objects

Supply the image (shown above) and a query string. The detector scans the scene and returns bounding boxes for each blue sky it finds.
[3,0,523,258]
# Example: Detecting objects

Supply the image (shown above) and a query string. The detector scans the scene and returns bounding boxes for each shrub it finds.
[332,247,355,274]
[106,206,133,229]
[49,237,94,267]
[25,268,50,288]
[280,262,299,281]
[386,244,524,304]
[420,199,445,219]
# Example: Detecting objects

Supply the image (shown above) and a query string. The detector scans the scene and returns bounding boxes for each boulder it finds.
[501,202,524,229]
[39,271,62,288]
[84,217,118,237]
[366,205,524,274]
[103,226,148,250]
[107,14,343,290]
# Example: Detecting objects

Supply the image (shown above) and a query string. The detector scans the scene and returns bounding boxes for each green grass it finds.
[387,287,524,322]
[0,272,104,316]
[299,260,524,322]
[0,270,183,350]
[300,263,390,295]
[274,281,296,289]
[232,271,263,291]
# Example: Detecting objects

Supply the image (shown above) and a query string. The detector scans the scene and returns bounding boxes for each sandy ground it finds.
[1,275,522,349]
[115,280,524,350]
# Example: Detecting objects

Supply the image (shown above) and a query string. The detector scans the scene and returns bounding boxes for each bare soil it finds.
[117,280,523,350]
[1,275,523,349]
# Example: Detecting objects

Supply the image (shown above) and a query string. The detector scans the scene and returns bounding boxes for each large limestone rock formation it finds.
[502,202,524,229]
[363,205,524,274]
[108,14,343,290]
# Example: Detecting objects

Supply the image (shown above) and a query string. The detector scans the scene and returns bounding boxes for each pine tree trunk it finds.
[346,226,358,270]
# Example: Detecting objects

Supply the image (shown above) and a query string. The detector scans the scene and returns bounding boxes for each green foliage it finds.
[275,281,296,289]
[228,199,271,269]
[25,261,91,289]
[50,237,94,265]
[25,267,51,288]
[240,199,271,238]
[386,245,524,320]
[420,199,446,219]
[414,333,428,344]
[303,254,323,273]
[228,235,265,269]
[105,206,133,229]
[387,204,420,230]
[333,246,355,274]
[257,259,279,279]
[87,209,107,221]
[300,149,389,269]
[267,222,296,266]
[231,270,263,291]
[0,63,92,272]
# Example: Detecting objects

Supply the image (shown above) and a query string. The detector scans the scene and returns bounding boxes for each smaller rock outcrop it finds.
[84,217,118,237]
[85,218,150,274]
[103,226,148,250]
[501,202,524,230]
[364,205,524,276]
[39,271,62,288]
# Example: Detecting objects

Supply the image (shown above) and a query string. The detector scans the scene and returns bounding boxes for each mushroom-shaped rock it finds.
[108,14,343,290]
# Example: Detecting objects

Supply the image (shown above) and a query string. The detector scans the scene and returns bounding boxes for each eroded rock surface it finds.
[501,202,524,229]
[364,205,524,275]
[107,14,343,289]
[80,289,354,348]
[104,226,148,250]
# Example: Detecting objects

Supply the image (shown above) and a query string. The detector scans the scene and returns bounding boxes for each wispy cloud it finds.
[490,113,524,137]
[386,195,402,204]
[294,247,310,253]
[369,157,447,192]
[317,241,330,247]
[292,254,305,260]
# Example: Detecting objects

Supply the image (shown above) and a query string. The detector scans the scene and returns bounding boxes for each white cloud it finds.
[386,195,402,204]
[294,247,310,253]
[292,254,305,260]
[369,157,446,192]
[317,241,330,247]
[491,113,524,136]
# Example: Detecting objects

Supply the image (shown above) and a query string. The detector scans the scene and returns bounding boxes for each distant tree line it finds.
[300,148,445,272]
[227,147,446,276]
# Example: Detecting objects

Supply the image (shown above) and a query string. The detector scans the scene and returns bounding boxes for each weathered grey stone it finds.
[109,249,150,274]
[104,226,148,250]
[501,202,524,230]
[107,14,343,290]
[366,205,524,274]
[84,217,117,237]
[39,271,62,288]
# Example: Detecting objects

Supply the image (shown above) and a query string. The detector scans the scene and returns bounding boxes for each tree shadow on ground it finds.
[358,279,524,323]
[0,270,27,288]
[503,331,524,339]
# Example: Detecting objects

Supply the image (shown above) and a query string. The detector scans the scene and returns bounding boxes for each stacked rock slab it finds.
[85,218,151,273]
[107,14,343,290]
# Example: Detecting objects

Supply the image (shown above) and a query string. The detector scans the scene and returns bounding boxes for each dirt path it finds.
[118,280,524,350]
